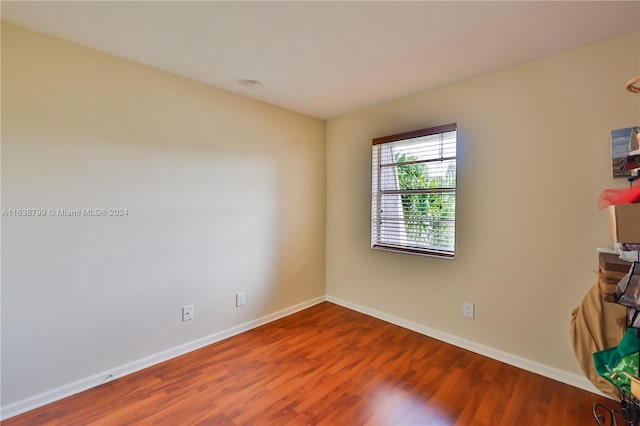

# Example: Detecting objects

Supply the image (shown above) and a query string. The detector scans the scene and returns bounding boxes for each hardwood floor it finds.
[3,302,614,425]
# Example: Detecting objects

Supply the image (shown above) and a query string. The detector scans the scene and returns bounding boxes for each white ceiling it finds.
[2,1,639,119]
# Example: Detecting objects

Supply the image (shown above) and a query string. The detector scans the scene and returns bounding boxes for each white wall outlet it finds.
[463,302,475,319]
[182,304,193,321]
[236,291,245,307]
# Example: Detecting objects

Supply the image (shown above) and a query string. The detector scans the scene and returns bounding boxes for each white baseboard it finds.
[0,296,326,420]
[325,295,607,398]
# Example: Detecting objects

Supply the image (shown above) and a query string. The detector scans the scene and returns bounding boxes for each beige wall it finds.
[1,23,326,405]
[326,32,640,376]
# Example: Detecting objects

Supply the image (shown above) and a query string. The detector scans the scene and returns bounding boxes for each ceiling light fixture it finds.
[238,79,263,89]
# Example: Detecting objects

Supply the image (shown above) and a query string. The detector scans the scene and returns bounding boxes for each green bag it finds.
[593,327,640,394]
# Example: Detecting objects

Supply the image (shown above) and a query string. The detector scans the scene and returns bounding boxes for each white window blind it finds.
[371,124,457,258]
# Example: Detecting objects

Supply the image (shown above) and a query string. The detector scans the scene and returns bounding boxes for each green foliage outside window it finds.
[395,153,456,250]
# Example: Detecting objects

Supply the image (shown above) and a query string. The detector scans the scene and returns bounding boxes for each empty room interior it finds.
[2,1,640,425]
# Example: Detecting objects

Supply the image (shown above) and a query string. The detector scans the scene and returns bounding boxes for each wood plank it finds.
[3,302,615,425]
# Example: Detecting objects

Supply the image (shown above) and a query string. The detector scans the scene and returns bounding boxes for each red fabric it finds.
[598,185,640,210]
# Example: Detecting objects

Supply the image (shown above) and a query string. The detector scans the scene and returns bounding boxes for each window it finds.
[371,123,457,258]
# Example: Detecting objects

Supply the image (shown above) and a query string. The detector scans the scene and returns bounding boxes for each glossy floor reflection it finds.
[368,383,455,425]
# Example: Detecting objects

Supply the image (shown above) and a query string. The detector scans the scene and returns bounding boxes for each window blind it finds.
[371,124,457,258]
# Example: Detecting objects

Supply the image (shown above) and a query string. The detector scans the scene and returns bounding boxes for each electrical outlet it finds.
[182,304,194,321]
[236,292,245,307]
[463,302,475,319]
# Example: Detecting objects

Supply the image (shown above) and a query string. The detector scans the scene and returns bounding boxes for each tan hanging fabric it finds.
[571,283,627,399]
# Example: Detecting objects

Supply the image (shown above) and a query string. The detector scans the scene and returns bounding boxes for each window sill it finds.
[372,244,455,259]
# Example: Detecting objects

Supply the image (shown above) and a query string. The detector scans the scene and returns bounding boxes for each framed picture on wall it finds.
[611,126,640,178]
